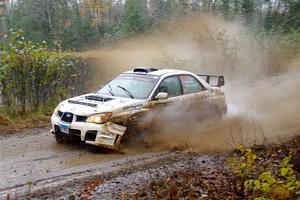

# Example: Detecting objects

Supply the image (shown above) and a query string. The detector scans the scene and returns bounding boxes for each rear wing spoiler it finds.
[197,74,225,87]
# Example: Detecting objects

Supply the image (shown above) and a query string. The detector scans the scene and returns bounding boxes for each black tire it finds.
[55,133,67,143]
[55,133,81,144]
[122,113,147,144]
[194,105,222,121]
[210,105,222,120]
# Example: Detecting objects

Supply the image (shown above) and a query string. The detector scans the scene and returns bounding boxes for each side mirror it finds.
[155,92,168,100]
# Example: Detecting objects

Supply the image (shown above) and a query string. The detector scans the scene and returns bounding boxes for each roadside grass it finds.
[0,110,50,134]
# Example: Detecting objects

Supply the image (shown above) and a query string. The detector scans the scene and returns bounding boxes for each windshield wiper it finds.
[117,85,134,99]
[108,84,115,96]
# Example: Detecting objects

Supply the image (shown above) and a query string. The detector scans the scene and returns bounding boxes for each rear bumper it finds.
[51,114,126,149]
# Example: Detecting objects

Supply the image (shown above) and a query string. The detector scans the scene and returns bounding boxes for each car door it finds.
[150,75,183,108]
[178,74,211,114]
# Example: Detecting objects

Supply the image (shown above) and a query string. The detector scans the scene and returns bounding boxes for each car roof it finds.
[122,67,212,90]
[124,68,193,77]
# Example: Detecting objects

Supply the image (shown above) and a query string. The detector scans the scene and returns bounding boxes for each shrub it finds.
[0,29,89,115]
[227,145,300,199]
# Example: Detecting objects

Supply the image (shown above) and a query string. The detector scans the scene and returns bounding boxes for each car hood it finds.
[57,93,146,116]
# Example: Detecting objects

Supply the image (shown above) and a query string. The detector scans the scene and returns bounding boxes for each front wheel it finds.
[54,133,80,143]
[55,133,67,143]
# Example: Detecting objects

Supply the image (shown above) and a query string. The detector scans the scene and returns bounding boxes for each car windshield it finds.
[97,73,160,99]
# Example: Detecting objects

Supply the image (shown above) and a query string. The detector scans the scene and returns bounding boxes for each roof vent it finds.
[133,67,158,73]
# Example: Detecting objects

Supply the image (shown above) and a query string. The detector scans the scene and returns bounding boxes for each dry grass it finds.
[0,113,50,134]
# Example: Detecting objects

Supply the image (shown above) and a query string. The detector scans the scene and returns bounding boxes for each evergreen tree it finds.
[217,0,230,18]
[119,0,150,37]
[284,0,300,31]
[1,0,299,49]
[240,0,256,25]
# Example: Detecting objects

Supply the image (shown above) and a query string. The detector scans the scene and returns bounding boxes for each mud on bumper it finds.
[51,114,126,149]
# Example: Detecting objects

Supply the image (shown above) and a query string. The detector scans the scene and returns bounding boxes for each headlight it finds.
[53,106,60,115]
[86,112,112,124]
[53,103,64,116]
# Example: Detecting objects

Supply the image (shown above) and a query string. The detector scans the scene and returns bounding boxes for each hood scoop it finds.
[85,95,114,102]
[67,95,114,108]
[68,100,97,107]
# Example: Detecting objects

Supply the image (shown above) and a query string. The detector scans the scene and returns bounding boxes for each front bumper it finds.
[51,114,126,149]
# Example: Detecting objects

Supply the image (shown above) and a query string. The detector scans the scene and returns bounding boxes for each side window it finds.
[180,75,205,94]
[155,76,182,98]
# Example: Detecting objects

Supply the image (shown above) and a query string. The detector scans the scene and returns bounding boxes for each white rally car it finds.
[51,67,226,149]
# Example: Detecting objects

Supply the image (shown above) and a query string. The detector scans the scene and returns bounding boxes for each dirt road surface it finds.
[0,128,220,199]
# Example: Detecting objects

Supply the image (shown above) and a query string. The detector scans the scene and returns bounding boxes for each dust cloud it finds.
[142,70,300,153]
[82,13,300,152]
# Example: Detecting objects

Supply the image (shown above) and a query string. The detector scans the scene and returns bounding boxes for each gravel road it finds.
[0,128,221,199]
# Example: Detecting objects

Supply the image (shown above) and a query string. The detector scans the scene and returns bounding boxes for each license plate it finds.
[60,123,69,134]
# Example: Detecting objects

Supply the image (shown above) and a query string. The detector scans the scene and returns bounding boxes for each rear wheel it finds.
[210,105,222,120]
[194,105,222,122]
